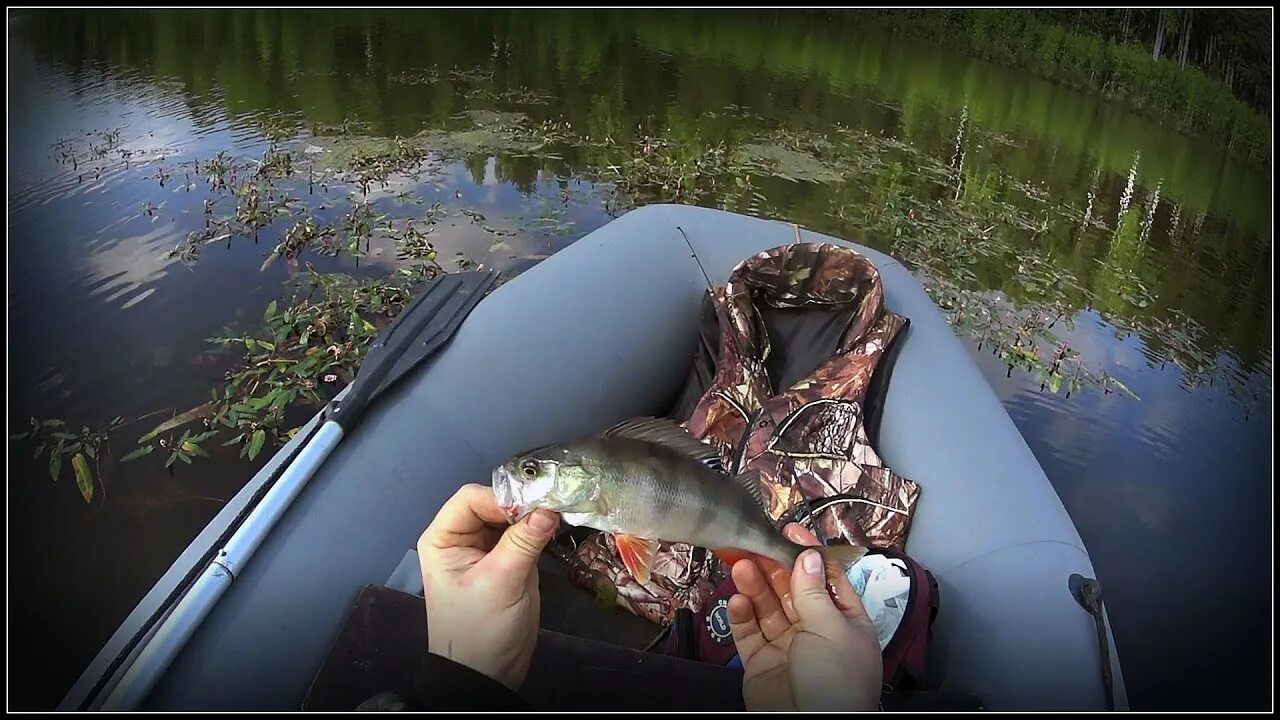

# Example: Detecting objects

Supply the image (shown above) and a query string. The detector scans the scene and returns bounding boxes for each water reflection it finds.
[83,223,182,306]
[7,9,1270,710]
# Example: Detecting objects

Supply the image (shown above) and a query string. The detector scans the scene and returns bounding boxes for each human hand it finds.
[727,523,882,711]
[417,483,560,689]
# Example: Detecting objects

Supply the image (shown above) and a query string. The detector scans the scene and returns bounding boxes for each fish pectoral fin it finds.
[612,533,660,586]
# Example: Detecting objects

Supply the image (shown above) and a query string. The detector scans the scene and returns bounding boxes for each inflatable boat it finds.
[61,204,1127,711]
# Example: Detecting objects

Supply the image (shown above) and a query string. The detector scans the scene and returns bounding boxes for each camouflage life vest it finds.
[564,242,922,625]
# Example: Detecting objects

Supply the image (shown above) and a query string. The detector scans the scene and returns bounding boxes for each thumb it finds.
[480,509,559,577]
[789,549,847,637]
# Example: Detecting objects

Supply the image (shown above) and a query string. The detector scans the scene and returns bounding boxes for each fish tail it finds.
[815,543,869,579]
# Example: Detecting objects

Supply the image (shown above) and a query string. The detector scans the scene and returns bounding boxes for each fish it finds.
[491,416,867,585]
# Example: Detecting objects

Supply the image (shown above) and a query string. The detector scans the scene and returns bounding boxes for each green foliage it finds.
[122,264,439,464]
[10,416,128,503]
[16,12,1267,505]
[871,10,1269,165]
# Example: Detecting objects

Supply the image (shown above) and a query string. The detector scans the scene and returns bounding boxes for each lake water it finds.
[7,10,1271,710]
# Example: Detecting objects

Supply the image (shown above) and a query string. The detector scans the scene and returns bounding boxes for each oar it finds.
[88,270,498,710]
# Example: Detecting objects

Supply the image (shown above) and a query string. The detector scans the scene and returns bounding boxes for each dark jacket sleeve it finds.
[406,652,532,710]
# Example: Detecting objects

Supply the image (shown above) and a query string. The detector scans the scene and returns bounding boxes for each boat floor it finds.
[302,574,745,710]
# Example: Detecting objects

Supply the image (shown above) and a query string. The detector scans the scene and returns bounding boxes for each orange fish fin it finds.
[713,548,787,575]
[613,533,660,585]
[712,548,751,565]
[817,543,869,578]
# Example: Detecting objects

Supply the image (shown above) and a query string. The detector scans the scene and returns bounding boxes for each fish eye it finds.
[520,461,539,479]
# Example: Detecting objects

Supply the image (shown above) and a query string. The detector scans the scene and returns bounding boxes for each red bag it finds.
[874,547,938,694]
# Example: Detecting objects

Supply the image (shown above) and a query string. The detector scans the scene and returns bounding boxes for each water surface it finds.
[7,10,1271,710]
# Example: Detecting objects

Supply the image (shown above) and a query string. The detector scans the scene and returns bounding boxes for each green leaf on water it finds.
[271,389,294,409]
[50,453,63,482]
[139,402,217,443]
[180,439,210,458]
[72,453,94,503]
[1109,377,1141,401]
[247,392,275,410]
[258,340,276,351]
[120,446,155,462]
[1047,373,1062,394]
[264,300,278,323]
[248,429,267,460]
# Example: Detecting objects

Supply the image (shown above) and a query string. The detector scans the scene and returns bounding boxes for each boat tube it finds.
[62,204,1127,711]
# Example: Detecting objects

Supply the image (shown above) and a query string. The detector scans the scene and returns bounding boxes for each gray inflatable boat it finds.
[61,204,1127,711]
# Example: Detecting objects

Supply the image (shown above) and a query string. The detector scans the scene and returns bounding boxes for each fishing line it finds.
[810,495,831,547]
[675,225,715,293]
[676,226,844,555]
[673,223,757,393]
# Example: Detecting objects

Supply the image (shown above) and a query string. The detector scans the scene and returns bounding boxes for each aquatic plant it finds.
[11,416,129,503]
[30,73,1257,489]
[116,264,438,463]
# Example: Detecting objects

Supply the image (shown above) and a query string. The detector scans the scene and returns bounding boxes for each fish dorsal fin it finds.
[603,416,723,473]
[735,469,768,511]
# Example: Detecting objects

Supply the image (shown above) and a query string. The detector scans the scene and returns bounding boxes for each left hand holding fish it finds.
[417,483,561,690]
[727,523,882,711]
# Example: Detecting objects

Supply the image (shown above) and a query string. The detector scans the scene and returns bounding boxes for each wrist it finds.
[429,636,524,690]
[415,651,531,710]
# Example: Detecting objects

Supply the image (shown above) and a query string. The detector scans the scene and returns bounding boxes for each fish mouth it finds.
[491,466,524,524]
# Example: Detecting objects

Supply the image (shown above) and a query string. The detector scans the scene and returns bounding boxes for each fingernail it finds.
[528,511,556,534]
[802,550,823,577]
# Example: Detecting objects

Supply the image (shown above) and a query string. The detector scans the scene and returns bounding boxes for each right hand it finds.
[417,484,560,690]
[726,523,882,711]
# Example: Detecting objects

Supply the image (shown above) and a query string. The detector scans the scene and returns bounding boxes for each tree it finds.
[1152,9,1166,60]
[1178,10,1193,69]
